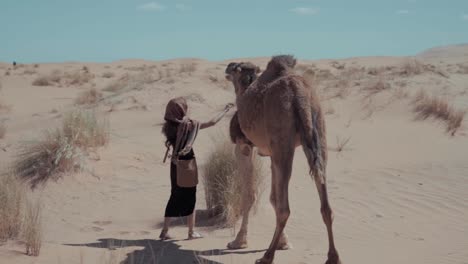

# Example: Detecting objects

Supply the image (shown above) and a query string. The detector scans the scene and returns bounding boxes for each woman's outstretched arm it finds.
[200,103,234,130]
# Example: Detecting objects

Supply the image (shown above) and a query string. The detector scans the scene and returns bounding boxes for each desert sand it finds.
[0,45,467,264]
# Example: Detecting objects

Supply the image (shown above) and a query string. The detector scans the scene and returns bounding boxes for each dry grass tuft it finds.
[61,110,109,149]
[14,130,83,187]
[0,174,25,241]
[14,110,109,187]
[329,78,351,99]
[63,70,94,86]
[363,78,391,97]
[103,72,153,93]
[412,91,465,135]
[330,136,351,152]
[202,140,264,227]
[75,88,103,105]
[400,59,426,76]
[179,63,197,75]
[32,75,52,86]
[330,61,345,70]
[23,198,42,256]
[32,69,94,87]
[102,72,115,78]
[23,69,37,75]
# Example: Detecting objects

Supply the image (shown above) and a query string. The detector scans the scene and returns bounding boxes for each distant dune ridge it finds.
[0,44,467,264]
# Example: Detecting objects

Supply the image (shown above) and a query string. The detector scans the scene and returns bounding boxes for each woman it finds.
[160,97,234,240]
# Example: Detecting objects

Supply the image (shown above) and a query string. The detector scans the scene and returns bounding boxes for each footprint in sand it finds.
[81,226,104,232]
[93,220,112,226]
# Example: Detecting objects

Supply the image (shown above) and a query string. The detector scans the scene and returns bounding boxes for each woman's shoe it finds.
[188,231,203,240]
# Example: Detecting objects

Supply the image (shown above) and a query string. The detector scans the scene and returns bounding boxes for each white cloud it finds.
[462,14,468,21]
[396,9,409,15]
[290,7,319,15]
[175,4,190,11]
[137,2,165,11]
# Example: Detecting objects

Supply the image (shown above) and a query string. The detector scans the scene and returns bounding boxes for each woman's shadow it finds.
[65,237,265,264]
[66,238,219,263]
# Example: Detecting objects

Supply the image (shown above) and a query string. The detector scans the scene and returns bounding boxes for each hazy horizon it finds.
[2,0,468,63]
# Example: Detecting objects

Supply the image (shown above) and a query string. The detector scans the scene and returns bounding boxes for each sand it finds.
[0,45,467,264]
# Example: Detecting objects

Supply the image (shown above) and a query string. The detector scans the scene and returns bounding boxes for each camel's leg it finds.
[313,175,341,264]
[256,147,294,264]
[228,142,255,249]
[269,167,291,250]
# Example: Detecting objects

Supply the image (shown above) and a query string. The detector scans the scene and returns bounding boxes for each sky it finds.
[1,0,468,63]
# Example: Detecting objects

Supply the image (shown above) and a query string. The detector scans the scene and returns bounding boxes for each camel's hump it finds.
[267,55,297,72]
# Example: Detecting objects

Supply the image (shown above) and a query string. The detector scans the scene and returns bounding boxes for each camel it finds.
[225,55,341,264]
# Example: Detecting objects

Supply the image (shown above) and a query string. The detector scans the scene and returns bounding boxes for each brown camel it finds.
[225,55,341,264]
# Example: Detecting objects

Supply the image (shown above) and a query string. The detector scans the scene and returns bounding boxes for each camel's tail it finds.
[294,87,327,181]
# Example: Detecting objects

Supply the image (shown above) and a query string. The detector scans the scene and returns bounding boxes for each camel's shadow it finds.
[65,238,265,264]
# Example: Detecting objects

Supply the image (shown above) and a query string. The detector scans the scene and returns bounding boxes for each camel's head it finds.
[225,62,260,95]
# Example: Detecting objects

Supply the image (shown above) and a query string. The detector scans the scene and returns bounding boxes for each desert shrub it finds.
[14,110,109,187]
[363,78,391,97]
[179,63,197,74]
[63,70,94,86]
[23,69,36,75]
[330,61,345,70]
[102,72,115,78]
[74,88,103,105]
[202,140,264,227]
[0,174,24,241]
[103,72,153,93]
[32,69,93,87]
[23,198,42,256]
[32,76,52,86]
[400,59,426,76]
[412,90,465,135]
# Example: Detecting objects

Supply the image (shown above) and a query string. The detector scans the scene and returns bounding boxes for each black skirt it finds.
[164,149,197,217]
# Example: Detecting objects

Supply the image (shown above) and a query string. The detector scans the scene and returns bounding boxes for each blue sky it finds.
[1,0,467,63]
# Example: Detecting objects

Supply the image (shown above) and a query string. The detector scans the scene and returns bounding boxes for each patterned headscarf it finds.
[163,97,200,163]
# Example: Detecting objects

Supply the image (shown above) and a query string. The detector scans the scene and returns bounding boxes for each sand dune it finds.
[0,45,467,264]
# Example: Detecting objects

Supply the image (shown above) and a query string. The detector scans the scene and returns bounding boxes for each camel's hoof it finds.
[325,253,341,264]
[277,233,292,250]
[255,257,273,264]
[227,240,248,250]
[276,241,292,250]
